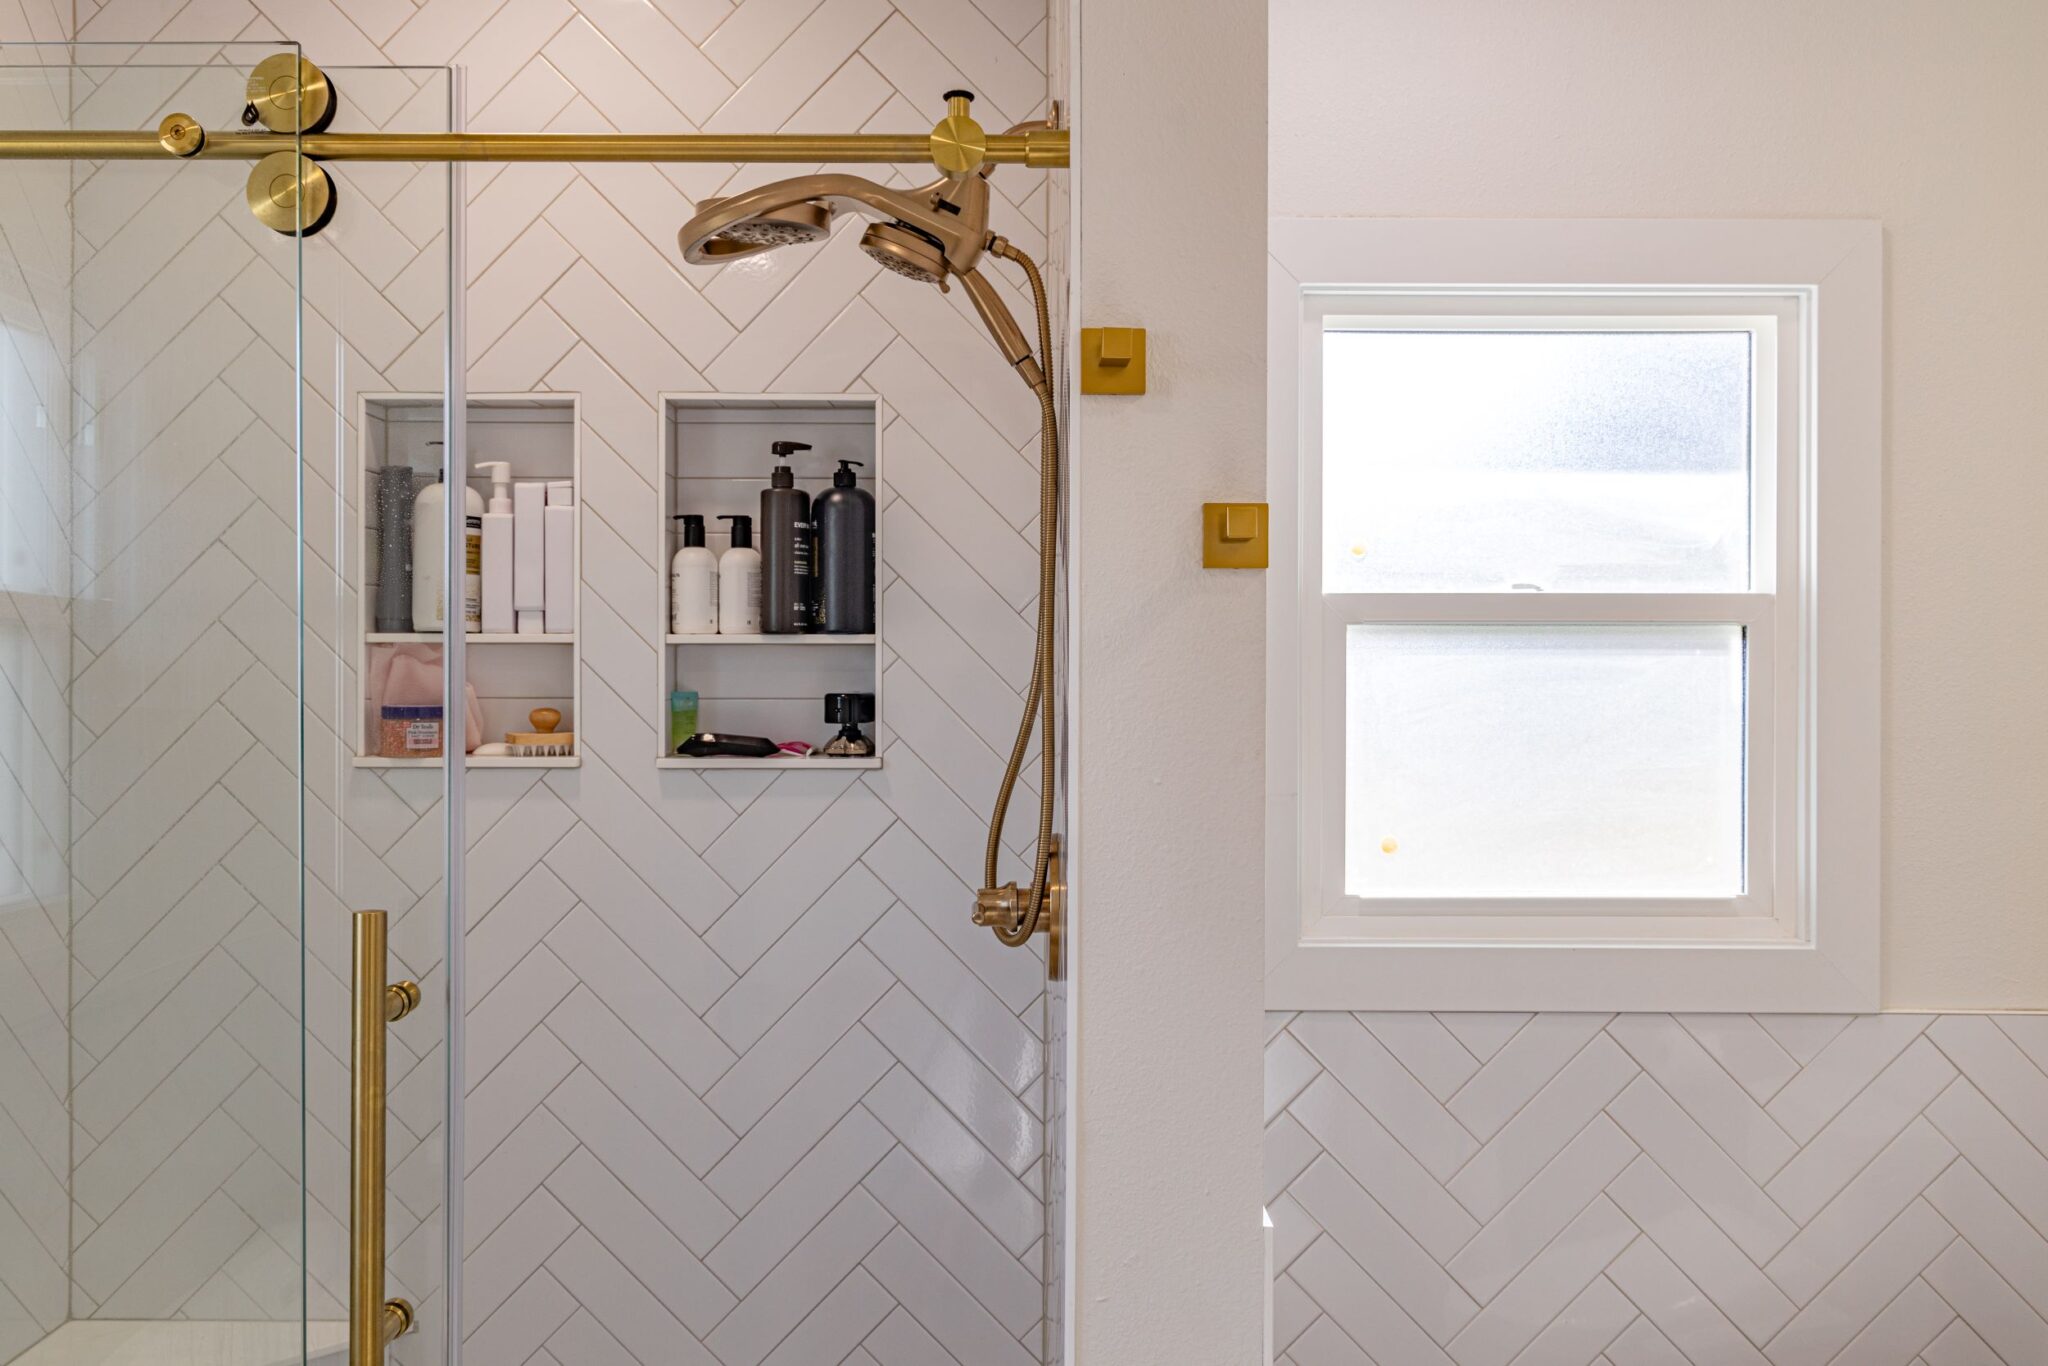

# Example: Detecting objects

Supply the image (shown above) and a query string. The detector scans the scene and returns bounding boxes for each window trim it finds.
[1266,218,1882,1012]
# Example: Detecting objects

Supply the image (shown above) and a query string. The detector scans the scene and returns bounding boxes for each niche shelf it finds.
[662,633,875,647]
[354,393,583,769]
[656,394,885,771]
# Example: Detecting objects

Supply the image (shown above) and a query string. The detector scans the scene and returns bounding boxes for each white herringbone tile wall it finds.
[1267,1011,2048,1366]
[1,1,1060,1363]
[0,52,74,1366]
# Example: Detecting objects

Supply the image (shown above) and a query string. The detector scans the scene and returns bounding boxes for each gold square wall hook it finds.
[1080,326,1146,394]
[1203,502,1268,568]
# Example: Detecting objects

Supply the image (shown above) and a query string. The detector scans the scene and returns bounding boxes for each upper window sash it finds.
[1306,296,1798,601]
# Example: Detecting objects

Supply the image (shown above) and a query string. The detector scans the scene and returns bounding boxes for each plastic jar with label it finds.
[379,704,445,759]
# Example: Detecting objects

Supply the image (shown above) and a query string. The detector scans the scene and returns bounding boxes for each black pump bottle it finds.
[761,440,815,633]
[814,458,875,634]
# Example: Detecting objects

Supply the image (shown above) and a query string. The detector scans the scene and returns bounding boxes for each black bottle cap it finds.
[824,692,876,724]
[770,440,812,458]
[718,513,752,548]
[675,513,705,547]
[942,89,975,103]
[833,459,865,488]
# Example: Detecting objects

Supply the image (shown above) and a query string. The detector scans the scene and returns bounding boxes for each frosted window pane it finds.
[1323,330,1752,592]
[1345,624,1744,898]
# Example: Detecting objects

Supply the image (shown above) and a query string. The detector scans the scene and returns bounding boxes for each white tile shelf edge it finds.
[656,756,883,770]
[664,633,876,645]
[352,754,580,769]
[369,632,576,644]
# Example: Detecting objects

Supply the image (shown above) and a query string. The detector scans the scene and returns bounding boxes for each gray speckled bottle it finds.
[374,464,415,632]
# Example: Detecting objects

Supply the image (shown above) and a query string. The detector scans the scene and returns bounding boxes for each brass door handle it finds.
[353,911,418,1365]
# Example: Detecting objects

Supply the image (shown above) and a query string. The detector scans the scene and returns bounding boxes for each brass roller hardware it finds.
[245,151,335,237]
[245,53,333,133]
[352,912,417,1366]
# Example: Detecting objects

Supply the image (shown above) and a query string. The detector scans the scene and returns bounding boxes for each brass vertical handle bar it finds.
[352,911,420,1366]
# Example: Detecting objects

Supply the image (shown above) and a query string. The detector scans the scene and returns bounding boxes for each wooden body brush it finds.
[506,707,574,757]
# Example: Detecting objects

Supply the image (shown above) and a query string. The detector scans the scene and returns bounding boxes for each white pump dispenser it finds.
[670,514,719,635]
[477,460,515,634]
[716,513,763,634]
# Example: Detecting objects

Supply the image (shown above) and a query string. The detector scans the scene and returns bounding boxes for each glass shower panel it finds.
[0,41,325,1366]
[0,47,75,1366]
[30,43,322,1361]
[0,41,455,1366]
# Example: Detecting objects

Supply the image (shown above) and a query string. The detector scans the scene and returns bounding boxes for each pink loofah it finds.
[366,643,485,752]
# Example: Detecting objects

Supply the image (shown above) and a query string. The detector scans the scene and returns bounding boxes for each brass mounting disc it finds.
[930,90,987,174]
[245,53,333,133]
[246,151,334,236]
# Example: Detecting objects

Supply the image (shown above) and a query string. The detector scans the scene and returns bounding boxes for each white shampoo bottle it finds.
[477,461,514,633]
[716,513,762,634]
[671,513,718,634]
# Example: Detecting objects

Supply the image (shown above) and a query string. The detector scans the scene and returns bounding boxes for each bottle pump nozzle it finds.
[833,458,865,487]
[476,460,513,512]
[770,440,811,489]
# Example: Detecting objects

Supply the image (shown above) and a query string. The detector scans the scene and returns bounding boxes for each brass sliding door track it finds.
[0,128,1068,164]
[352,911,420,1366]
[0,52,1066,237]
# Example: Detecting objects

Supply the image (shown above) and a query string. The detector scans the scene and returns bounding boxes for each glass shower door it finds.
[301,59,458,1366]
[0,41,455,1366]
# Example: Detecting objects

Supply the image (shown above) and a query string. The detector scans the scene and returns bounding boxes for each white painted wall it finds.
[1271,0,2048,1010]
[1069,0,1267,1359]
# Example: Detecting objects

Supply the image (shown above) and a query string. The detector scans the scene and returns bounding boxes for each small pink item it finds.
[366,644,485,752]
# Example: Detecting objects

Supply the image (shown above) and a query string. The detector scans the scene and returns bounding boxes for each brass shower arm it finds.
[0,127,1069,166]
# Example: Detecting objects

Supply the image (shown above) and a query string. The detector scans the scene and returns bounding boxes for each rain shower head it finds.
[686,199,833,255]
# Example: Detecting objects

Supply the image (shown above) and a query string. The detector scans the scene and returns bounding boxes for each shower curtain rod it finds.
[0,128,1069,165]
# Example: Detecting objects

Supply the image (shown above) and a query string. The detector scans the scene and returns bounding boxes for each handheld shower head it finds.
[859,222,946,285]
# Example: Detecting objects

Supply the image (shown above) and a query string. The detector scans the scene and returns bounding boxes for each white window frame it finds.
[1267,218,1882,1012]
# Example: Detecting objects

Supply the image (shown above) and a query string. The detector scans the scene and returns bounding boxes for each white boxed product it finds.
[512,480,545,611]
[544,501,575,634]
